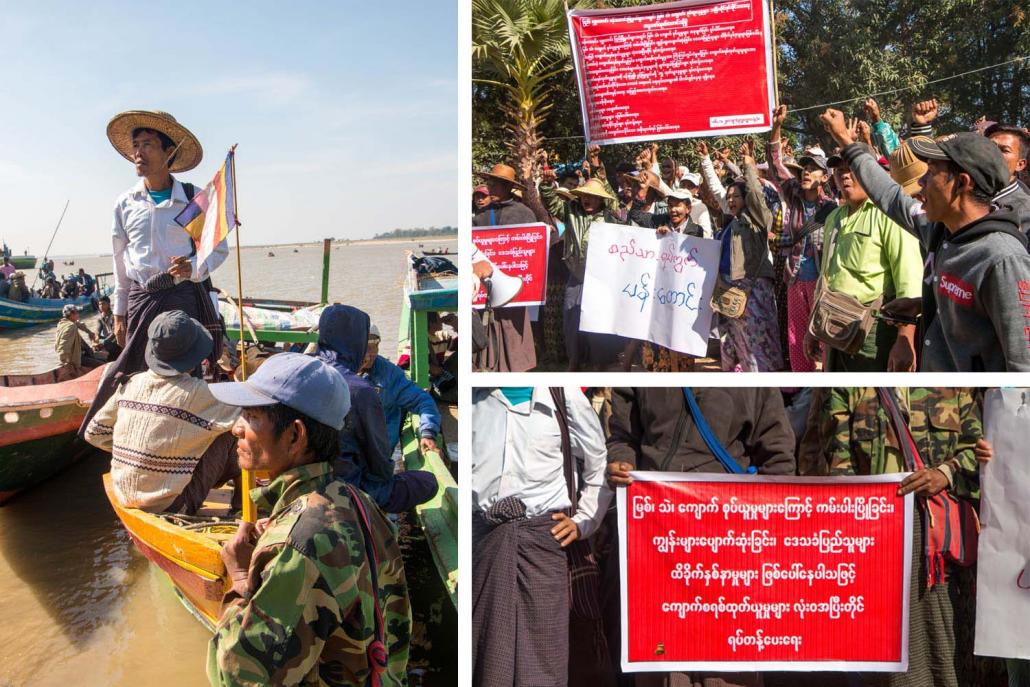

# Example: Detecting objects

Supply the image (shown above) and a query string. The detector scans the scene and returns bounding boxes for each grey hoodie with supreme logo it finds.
[842,144,1030,371]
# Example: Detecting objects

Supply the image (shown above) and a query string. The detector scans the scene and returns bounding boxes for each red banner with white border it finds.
[618,473,913,672]
[568,0,775,145]
[471,223,550,308]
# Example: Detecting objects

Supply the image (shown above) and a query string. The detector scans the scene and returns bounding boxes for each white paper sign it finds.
[976,388,1030,659]
[578,223,720,356]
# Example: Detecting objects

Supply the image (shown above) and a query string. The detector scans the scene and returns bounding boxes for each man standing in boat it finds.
[80,110,226,433]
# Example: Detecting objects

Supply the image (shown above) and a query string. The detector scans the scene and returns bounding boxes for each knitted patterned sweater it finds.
[84,370,241,512]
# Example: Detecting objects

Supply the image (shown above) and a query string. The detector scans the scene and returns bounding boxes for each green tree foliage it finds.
[472,0,582,183]
[473,0,1028,174]
[372,227,457,240]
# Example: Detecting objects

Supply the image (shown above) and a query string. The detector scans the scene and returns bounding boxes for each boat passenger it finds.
[205,352,411,686]
[0,272,8,299]
[0,256,14,279]
[317,304,439,512]
[83,310,242,515]
[78,268,95,296]
[80,110,226,438]
[94,295,122,359]
[360,323,441,456]
[40,275,60,299]
[55,304,102,377]
[8,272,30,301]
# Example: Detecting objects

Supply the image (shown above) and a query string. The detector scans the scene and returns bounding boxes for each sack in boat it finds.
[412,255,457,276]
[808,277,881,355]
[710,276,748,319]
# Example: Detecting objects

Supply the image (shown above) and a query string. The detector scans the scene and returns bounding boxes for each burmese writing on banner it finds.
[471,223,550,308]
[567,0,776,145]
[617,473,913,672]
[174,149,237,268]
[975,388,1030,659]
[578,223,720,357]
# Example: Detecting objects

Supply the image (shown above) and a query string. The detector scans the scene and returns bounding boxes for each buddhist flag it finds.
[175,149,237,266]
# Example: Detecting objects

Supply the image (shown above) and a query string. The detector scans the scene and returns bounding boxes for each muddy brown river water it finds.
[0,237,457,686]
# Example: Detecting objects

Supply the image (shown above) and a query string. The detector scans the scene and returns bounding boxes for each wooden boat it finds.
[2,243,36,269]
[103,473,233,630]
[0,273,113,329]
[399,251,458,607]
[0,293,100,329]
[105,240,459,636]
[0,364,107,504]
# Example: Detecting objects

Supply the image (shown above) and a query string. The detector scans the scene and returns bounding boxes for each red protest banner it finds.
[568,0,776,145]
[618,473,913,672]
[472,223,550,308]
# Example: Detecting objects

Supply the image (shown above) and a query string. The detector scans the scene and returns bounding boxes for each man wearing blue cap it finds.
[206,352,411,686]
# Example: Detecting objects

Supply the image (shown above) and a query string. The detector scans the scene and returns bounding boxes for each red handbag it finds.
[877,388,980,588]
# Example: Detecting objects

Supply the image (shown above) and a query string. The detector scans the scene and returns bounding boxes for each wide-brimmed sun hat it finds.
[107,110,203,173]
[476,163,523,190]
[145,310,213,376]
[570,178,616,202]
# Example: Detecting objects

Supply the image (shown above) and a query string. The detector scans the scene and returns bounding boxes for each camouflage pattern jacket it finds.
[799,388,982,498]
[207,462,411,686]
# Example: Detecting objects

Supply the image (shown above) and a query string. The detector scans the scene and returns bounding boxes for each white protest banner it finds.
[578,223,720,356]
[976,388,1030,659]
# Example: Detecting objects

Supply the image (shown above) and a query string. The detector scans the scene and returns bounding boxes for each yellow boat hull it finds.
[102,473,230,629]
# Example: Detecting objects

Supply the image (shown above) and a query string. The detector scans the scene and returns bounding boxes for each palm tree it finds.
[472,0,578,183]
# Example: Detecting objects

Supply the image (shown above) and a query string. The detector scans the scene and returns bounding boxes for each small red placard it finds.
[472,223,550,308]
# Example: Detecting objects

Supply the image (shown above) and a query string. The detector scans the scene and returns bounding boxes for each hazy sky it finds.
[0,2,457,258]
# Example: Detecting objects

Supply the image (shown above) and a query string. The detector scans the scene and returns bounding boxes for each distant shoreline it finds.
[48,235,457,260]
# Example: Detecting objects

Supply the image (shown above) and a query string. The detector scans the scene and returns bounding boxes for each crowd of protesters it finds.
[472,386,1025,687]
[471,98,1030,372]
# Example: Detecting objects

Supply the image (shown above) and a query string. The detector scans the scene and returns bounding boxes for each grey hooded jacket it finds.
[841,144,1030,371]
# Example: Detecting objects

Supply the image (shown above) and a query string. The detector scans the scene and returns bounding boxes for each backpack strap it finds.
[682,388,755,475]
[549,387,578,510]
[875,388,926,472]
[343,484,388,687]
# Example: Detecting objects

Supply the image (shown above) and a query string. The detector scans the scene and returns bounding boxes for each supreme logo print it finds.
[938,273,974,306]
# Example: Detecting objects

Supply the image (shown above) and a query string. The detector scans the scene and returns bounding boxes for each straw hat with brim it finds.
[555,187,576,202]
[107,110,203,173]
[477,163,523,190]
[889,142,928,197]
[145,310,213,376]
[570,178,616,202]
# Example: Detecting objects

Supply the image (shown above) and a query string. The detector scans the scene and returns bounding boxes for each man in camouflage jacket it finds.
[798,387,986,687]
[798,387,981,499]
[205,353,411,686]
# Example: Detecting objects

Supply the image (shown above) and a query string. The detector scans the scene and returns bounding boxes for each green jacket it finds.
[207,462,411,686]
[800,387,981,499]
[540,180,622,280]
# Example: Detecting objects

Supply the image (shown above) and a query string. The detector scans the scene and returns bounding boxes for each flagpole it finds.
[228,144,256,525]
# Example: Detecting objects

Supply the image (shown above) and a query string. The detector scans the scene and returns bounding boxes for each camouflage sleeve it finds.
[207,545,341,687]
[823,388,860,476]
[945,388,983,499]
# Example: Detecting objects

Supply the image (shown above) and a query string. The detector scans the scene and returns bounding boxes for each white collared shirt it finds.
[111,178,229,316]
[471,387,612,539]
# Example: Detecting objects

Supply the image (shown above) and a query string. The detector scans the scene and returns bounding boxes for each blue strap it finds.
[682,388,756,475]
[489,207,497,227]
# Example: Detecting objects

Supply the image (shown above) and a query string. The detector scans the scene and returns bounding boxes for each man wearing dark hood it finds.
[316,304,438,512]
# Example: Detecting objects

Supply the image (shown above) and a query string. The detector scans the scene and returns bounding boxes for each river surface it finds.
[0,237,457,685]
[0,237,456,374]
